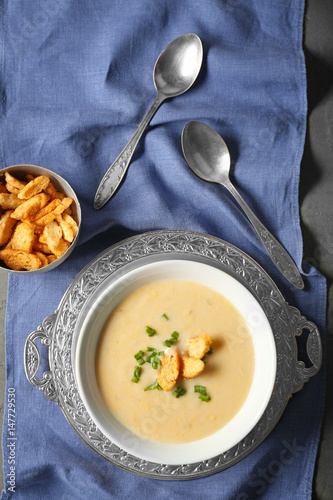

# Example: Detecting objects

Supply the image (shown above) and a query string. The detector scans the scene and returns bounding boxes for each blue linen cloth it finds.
[0,0,326,498]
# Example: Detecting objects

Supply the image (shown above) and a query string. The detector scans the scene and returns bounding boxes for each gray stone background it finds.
[0,0,332,497]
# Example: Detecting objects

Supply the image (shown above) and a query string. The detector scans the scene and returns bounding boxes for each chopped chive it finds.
[199,393,211,402]
[161,313,169,320]
[151,356,161,369]
[201,356,207,363]
[145,326,157,337]
[131,366,141,383]
[207,348,214,355]
[137,357,145,365]
[134,350,144,360]
[146,351,157,363]
[157,351,165,356]
[194,385,211,402]
[144,380,162,391]
[173,387,186,398]
[194,385,207,395]
[147,347,156,351]
[163,331,179,347]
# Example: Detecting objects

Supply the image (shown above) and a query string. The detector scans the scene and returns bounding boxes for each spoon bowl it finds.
[182,121,304,290]
[182,120,231,184]
[94,34,203,210]
[154,34,203,98]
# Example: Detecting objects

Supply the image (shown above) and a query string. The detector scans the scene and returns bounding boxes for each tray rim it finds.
[24,229,322,480]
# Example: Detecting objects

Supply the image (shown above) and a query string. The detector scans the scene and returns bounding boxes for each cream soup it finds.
[95,279,254,444]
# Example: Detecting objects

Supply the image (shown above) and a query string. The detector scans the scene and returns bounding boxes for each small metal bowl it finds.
[0,164,81,274]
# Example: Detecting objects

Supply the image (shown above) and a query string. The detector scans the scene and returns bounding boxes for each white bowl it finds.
[74,259,276,465]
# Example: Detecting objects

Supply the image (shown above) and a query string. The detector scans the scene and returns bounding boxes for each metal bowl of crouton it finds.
[0,164,81,273]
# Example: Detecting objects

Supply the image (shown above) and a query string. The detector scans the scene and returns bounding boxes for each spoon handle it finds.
[94,95,163,210]
[224,181,304,289]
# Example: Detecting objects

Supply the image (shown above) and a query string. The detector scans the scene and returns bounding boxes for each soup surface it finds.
[95,279,254,444]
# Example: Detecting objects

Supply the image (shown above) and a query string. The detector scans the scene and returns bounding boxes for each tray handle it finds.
[24,313,59,404]
[289,305,322,394]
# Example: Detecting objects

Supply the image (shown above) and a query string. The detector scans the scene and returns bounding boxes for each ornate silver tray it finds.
[24,230,322,480]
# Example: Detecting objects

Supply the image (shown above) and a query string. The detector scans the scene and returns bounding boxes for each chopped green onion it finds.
[199,393,211,402]
[137,357,145,366]
[145,326,157,337]
[161,313,169,320]
[207,348,214,355]
[194,385,211,402]
[134,350,144,360]
[147,347,156,351]
[131,366,141,383]
[173,387,186,398]
[194,385,207,395]
[163,331,180,347]
[157,351,165,356]
[144,380,162,391]
[152,355,161,369]
[146,351,157,363]
[201,356,207,363]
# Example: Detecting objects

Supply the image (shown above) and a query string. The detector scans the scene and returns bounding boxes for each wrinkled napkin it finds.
[0,0,326,498]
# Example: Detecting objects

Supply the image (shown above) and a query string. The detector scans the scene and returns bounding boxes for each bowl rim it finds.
[74,258,277,465]
[0,163,81,274]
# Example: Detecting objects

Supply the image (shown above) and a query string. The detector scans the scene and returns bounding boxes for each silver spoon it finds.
[94,33,203,210]
[181,121,304,289]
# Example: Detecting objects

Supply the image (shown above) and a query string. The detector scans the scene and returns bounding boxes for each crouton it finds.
[0,211,17,246]
[156,351,180,391]
[5,183,20,195]
[0,193,23,210]
[11,193,50,220]
[33,239,52,254]
[187,334,212,359]
[6,222,35,252]
[56,214,77,242]
[31,199,62,221]
[181,356,205,379]
[40,220,70,257]
[17,175,50,199]
[5,172,27,190]
[0,249,42,271]
[44,180,59,200]
[34,251,49,267]
[46,254,57,264]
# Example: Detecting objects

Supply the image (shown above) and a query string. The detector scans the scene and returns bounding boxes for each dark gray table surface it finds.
[301,1,333,498]
[0,1,332,497]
